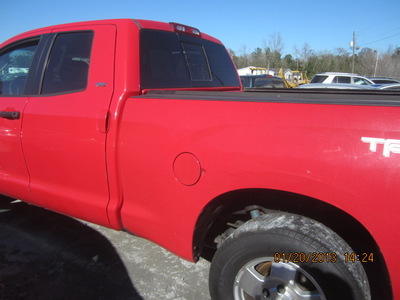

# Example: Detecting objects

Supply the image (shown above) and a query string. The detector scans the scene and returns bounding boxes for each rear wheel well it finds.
[194,188,392,300]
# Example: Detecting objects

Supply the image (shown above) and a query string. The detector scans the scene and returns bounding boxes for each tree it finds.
[299,43,313,63]
[377,46,400,78]
[260,33,285,69]
[231,37,400,79]
[228,49,239,68]
[283,54,296,69]
[357,48,377,76]
[251,47,265,67]
[235,45,250,69]
[268,32,284,55]
[268,32,284,68]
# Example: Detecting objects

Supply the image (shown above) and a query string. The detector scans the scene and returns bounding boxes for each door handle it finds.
[0,111,20,120]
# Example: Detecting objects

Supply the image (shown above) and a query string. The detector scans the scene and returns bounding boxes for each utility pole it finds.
[351,31,356,74]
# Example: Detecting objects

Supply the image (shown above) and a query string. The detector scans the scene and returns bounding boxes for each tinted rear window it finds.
[310,75,328,83]
[254,77,273,87]
[140,30,239,89]
[254,77,285,88]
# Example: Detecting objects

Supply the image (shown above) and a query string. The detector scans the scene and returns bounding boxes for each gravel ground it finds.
[0,197,211,300]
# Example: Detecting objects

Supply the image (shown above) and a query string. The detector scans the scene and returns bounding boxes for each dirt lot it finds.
[0,197,210,300]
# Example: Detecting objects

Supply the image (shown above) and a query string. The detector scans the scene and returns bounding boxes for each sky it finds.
[1,0,399,57]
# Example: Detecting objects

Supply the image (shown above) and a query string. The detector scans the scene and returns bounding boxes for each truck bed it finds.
[141,89,400,106]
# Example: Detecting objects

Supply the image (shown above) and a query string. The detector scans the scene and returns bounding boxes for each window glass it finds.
[272,78,285,88]
[374,79,398,84]
[336,76,351,84]
[354,77,370,85]
[140,30,190,88]
[254,77,273,88]
[241,77,251,87]
[198,38,239,87]
[0,41,38,96]
[140,30,239,89]
[252,77,285,88]
[310,75,328,83]
[181,42,211,81]
[41,32,93,94]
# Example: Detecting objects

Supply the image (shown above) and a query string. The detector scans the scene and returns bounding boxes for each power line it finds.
[358,14,400,35]
[360,32,400,47]
[360,25,400,43]
[356,13,400,48]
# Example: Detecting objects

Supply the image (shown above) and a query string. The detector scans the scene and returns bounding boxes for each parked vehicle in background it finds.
[299,82,400,91]
[310,72,374,85]
[298,83,376,90]
[369,77,400,84]
[375,84,400,90]
[240,74,288,88]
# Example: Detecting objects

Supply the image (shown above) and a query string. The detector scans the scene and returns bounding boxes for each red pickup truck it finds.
[0,19,399,300]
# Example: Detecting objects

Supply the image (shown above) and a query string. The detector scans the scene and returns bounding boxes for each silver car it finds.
[310,72,374,85]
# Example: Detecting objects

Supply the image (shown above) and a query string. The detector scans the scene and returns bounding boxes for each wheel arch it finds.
[193,188,392,300]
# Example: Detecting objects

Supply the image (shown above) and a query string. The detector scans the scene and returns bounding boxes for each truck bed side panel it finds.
[118,95,400,288]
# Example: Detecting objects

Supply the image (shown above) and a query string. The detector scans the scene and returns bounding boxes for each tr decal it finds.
[361,137,400,157]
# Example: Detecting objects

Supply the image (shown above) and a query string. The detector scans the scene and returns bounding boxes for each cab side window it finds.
[0,40,38,96]
[41,32,93,95]
[354,77,370,85]
[335,76,351,84]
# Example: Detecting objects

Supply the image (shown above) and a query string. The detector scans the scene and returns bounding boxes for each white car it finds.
[310,72,374,85]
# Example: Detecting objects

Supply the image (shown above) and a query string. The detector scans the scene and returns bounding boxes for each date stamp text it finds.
[273,252,374,263]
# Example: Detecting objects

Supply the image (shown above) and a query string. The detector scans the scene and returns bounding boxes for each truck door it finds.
[22,26,116,226]
[0,38,39,200]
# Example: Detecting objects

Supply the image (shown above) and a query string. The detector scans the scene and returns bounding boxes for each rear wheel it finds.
[209,212,370,300]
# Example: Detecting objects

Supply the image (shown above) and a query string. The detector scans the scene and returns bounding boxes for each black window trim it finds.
[25,34,55,96]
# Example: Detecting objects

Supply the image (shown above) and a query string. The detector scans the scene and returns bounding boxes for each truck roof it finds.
[1,19,222,47]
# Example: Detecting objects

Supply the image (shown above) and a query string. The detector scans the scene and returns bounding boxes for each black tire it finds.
[209,212,370,300]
